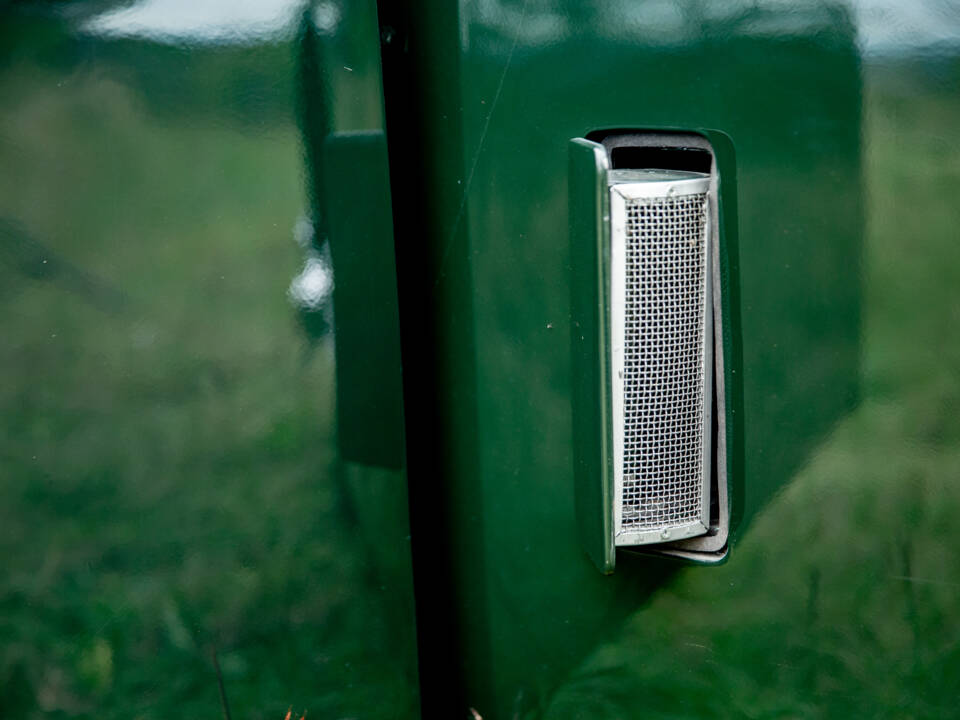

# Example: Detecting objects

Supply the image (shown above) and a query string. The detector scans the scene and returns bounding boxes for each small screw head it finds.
[661,529,671,539]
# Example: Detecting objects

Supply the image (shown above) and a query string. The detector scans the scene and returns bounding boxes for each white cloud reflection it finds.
[83,0,305,44]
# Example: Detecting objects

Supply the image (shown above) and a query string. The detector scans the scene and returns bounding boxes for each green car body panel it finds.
[380,1,859,714]
[3,0,960,718]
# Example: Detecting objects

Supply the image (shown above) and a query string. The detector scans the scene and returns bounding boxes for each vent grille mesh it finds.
[620,192,708,532]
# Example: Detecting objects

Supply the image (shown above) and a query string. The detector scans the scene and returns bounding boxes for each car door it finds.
[375,1,960,717]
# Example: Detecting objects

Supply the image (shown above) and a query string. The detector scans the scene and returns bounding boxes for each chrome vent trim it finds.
[610,172,713,546]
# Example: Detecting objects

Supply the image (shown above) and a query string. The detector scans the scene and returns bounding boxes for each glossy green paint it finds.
[568,138,615,573]
[0,1,419,717]
[323,131,405,469]
[5,1,960,718]
[376,0,883,717]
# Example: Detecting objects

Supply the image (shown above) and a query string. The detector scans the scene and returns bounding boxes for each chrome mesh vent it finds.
[622,193,707,530]
[610,170,712,546]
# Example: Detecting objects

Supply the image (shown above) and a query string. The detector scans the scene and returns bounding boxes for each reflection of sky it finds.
[83,0,959,56]
[855,0,960,54]
[83,0,305,43]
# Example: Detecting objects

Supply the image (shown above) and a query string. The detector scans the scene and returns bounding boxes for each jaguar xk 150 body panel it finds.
[2,1,960,718]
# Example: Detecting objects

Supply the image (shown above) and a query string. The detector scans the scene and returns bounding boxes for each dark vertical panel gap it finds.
[375,1,479,715]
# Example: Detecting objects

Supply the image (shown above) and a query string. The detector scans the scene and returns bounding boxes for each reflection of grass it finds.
[0,44,416,720]
[536,64,960,719]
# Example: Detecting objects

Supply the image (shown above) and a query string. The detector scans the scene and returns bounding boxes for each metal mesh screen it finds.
[620,192,708,532]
